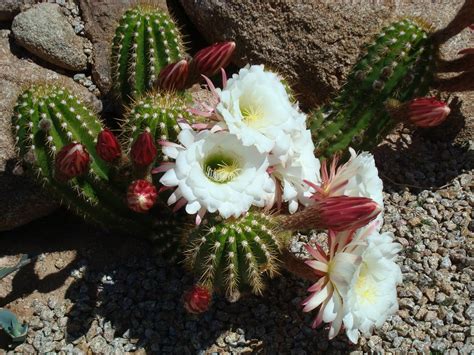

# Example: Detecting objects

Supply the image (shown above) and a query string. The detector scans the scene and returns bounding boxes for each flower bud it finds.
[157,59,189,91]
[408,97,451,127]
[283,195,381,232]
[183,285,211,314]
[191,41,236,78]
[96,129,121,163]
[130,131,157,167]
[127,179,157,213]
[55,143,90,181]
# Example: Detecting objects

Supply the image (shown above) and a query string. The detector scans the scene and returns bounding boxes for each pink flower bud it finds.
[55,143,90,181]
[191,41,236,77]
[408,97,451,128]
[127,179,157,213]
[96,129,121,163]
[130,131,157,168]
[283,196,381,232]
[183,285,211,314]
[157,59,189,91]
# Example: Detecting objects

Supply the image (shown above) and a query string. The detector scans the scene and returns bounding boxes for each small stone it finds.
[424,310,437,321]
[452,332,465,342]
[89,335,108,354]
[440,256,452,269]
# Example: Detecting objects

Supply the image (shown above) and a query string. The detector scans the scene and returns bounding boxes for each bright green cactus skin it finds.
[111,6,185,102]
[123,93,191,157]
[12,85,183,258]
[311,18,436,159]
[185,212,288,297]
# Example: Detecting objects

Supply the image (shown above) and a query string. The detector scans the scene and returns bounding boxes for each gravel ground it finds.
[1,128,472,354]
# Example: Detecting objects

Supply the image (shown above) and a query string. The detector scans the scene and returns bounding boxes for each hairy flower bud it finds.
[157,59,189,91]
[282,195,381,232]
[183,285,211,314]
[407,97,451,127]
[130,131,157,167]
[191,41,236,78]
[55,143,90,181]
[127,179,157,213]
[96,129,121,163]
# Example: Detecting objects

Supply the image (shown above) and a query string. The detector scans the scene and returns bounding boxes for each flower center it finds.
[203,153,242,183]
[239,95,265,127]
[354,264,377,304]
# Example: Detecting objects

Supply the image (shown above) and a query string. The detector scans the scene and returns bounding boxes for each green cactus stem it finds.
[184,212,289,298]
[111,5,185,102]
[122,92,192,158]
[311,18,436,159]
[12,85,185,258]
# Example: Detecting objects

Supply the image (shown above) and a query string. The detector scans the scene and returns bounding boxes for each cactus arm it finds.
[111,7,185,102]
[311,19,436,158]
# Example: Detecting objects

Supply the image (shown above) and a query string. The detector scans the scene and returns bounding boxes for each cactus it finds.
[122,92,192,158]
[111,5,185,102]
[184,212,288,297]
[311,18,436,159]
[12,85,186,258]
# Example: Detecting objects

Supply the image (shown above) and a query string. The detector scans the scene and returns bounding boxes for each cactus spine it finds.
[311,18,436,159]
[111,6,185,102]
[184,212,288,297]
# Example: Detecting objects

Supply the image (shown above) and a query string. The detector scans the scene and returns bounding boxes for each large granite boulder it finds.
[175,0,470,108]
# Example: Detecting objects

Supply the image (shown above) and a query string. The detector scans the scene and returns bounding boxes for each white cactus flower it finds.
[303,222,402,343]
[267,129,320,213]
[342,228,402,343]
[159,129,274,222]
[216,64,306,154]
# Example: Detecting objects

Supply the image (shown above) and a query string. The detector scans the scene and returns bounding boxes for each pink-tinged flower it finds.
[130,131,157,167]
[127,179,157,213]
[302,229,362,338]
[303,223,402,342]
[283,195,381,232]
[55,143,90,181]
[158,59,189,91]
[407,97,451,127]
[306,148,384,229]
[183,285,211,314]
[96,129,121,162]
[191,41,236,78]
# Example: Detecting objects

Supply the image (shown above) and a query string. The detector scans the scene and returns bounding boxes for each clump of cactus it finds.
[12,84,185,259]
[9,0,471,329]
[111,5,185,102]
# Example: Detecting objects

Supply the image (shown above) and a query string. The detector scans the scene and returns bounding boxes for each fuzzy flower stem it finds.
[281,196,381,232]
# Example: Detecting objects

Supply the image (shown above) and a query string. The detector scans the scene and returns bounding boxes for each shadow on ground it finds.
[1,211,354,353]
[374,99,473,193]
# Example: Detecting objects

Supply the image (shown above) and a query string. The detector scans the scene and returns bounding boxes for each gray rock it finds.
[0,29,101,231]
[12,3,88,71]
[0,0,34,21]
